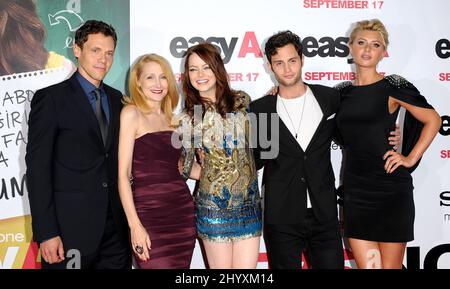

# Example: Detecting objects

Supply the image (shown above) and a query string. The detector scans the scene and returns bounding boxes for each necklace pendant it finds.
[295,133,298,139]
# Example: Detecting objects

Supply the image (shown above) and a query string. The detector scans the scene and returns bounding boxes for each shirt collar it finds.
[75,71,105,98]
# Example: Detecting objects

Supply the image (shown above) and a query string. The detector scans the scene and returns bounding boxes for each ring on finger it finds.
[135,245,144,255]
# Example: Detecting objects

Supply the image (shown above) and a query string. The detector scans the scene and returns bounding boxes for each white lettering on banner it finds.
[0,247,19,269]
[0,232,25,243]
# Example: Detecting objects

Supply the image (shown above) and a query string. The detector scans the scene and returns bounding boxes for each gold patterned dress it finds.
[177,91,262,242]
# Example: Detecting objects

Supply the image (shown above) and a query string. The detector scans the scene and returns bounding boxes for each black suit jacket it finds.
[249,84,340,224]
[25,73,128,255]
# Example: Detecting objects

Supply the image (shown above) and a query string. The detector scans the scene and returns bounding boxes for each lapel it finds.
[264,93,304,156]
[67,74,107,149]
[304,83,333,153]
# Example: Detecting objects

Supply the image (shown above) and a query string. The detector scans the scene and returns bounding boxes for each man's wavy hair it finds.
[75,19,117,49]
[264,30,303,64]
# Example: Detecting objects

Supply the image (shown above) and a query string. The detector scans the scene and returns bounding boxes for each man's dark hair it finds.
[75,20,117,49]
[264,30,303,64]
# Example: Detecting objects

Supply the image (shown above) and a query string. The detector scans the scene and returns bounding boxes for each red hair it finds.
[182,43,237,118]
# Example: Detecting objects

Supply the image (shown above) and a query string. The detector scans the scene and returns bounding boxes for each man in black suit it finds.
[26,20,131,269]
[250,31,344,269]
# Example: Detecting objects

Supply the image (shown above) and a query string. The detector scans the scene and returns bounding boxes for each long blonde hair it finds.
[124,53,179,123]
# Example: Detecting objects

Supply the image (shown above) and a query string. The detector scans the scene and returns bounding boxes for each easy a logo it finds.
[170,32,262,64]
[407,245,450,269]
[440,191,450,206]
[302,36,349,57]
[440,115,449,136]
[436,39,450,59]
[169,33,354,63]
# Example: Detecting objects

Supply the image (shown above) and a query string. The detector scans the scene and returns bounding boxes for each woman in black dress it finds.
[335,19,441,269]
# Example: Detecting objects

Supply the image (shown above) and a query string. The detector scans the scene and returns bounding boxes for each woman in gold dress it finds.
[178,43,262,269]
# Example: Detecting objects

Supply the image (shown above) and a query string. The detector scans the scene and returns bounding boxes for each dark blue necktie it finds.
[93,88,108,145]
